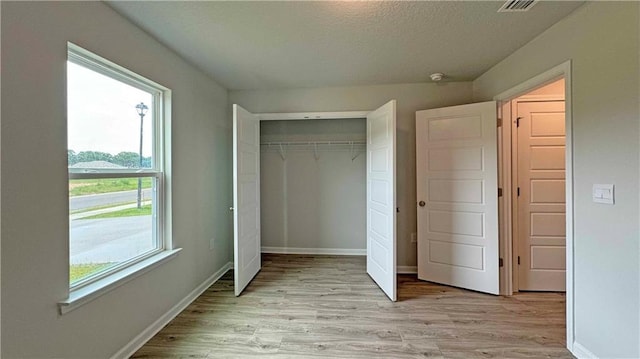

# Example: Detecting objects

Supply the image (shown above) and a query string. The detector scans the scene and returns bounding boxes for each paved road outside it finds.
[70,215,153,265]
[70,189,152,211]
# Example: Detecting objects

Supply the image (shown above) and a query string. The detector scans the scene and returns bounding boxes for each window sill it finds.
[58,248,182,315]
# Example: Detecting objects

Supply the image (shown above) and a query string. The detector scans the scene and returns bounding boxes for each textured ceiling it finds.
[107,1,583,90]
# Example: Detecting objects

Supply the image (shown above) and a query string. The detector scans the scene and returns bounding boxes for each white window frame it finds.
[60,43,177,313]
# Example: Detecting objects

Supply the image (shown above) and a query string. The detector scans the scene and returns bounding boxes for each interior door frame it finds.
[251,108,397,299]
[510,95,565,293]
[493,60,574,351]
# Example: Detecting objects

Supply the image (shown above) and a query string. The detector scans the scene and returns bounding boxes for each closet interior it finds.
[260,118,367,254]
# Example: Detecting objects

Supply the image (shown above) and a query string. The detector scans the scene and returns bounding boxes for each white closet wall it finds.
[261,119,366,253]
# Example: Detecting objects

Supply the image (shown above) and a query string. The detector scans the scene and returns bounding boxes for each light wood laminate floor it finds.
[133,254,573,358]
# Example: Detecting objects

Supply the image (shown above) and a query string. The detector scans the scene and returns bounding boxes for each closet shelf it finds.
[260,140,365,146]
[260,140,366,161]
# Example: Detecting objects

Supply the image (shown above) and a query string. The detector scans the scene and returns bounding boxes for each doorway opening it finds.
[493,60,574,349]
[233,102,398,301]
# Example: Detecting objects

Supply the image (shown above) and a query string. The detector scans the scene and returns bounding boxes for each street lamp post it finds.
[135,102,148,209]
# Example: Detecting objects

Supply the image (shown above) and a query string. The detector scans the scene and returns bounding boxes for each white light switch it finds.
[593,184,614,204]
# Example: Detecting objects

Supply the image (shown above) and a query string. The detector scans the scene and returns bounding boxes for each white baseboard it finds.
[262,248,417,273]
[572,341,598,359]
[111,261,233,359]
[397,266,417,274]
[262,246,366,256]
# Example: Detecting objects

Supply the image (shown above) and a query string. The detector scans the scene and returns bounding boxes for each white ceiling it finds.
[107,1,583,90]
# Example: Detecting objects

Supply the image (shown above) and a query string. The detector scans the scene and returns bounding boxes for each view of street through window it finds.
[69,178,155,283]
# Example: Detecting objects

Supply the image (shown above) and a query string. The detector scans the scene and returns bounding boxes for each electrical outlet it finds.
[410,232,417,243]
[209,237,215,250]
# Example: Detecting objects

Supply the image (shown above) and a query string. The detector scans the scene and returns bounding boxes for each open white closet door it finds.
[233,104,261,296]
[416,101,499,295]
[366,100,397,301]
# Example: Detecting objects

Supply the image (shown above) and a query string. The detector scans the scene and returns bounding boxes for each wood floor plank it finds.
[133,254,574,358]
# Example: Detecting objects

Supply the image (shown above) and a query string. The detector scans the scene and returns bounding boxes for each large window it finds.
[67,44,169,289]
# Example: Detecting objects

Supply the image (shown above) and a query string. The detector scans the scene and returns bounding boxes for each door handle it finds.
[418,201,426,207]
[229,207,234,212]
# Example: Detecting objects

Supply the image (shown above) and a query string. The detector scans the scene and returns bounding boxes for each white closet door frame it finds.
[243,106,397,302]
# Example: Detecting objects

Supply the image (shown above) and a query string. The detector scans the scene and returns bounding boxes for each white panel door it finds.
[416,101,499,295]
[366,100,397,301]
[233,104,261,296]
[516,101,566,291]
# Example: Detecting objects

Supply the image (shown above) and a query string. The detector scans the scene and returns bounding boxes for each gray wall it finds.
[473,2,639,357]
[1,2,232,358]
[230,82,474,267]
[261,119,366,251]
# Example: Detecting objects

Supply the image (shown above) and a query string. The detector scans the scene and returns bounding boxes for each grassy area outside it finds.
[80,204,152,220]
[70,262,115,283]
[69,178,152,197]
[70,201,137,215]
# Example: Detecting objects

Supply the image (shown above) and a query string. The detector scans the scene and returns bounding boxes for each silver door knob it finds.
[418,201,426,207]
[229,207,234,211]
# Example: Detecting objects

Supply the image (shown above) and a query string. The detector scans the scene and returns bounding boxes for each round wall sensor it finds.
[430,73,444,82]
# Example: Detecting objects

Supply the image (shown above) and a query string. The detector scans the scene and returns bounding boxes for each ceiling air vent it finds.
[498,0,538,12]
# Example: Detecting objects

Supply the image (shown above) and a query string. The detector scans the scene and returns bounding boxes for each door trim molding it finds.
[493,60,574,352]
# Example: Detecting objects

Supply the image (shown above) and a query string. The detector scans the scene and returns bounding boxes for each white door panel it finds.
[416,101,499,295]
[233,104,261,296]
[516,101,566,291]
[366,100,397,302]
